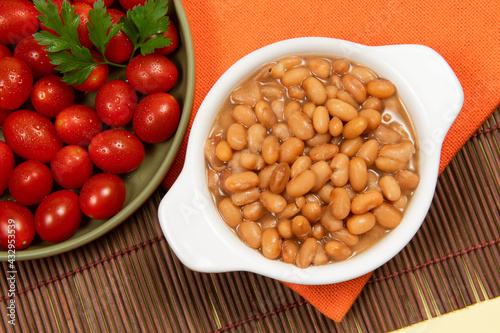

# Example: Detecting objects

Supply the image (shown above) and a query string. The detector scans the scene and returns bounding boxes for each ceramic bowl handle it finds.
[158,168,246,273]
[373,44,464,135]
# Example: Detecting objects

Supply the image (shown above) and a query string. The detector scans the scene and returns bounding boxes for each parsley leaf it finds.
[121,0,172,55]
[87,1,122,56]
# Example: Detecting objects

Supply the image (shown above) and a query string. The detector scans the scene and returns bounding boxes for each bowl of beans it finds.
[158,37,463,285]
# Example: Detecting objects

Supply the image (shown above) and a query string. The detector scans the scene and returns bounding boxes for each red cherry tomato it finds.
[30,75,76,118]
[8,160,53,206]
[133,92,180,143]
[74,0,115,7]
[14,35,57,79]
[0,141,15,196]
[79,173,126,219]
[55,105,102,147]
[3,110,63,163]
[73,3,94,49]
[88,129,145,174]
[95,79,137,127]
[0,201,36,251]
[118,0,147,11]
[155,19,179,55]
[0,0,39,45]
[0,44,13,58]
[50,145,94,190]
[35,190,82,243]
[0,57,33,110]
[73,61,109,92]
[126,53,178,95]
[105,9,134,64]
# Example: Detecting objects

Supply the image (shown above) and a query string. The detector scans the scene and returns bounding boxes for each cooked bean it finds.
[279,137,305,164]
[375,156,407,172]
[231,187,260,206]
[284,101,301,119]
[373,202,403,228]
[304,193,321,204]
[312,223,327,240]
[367,79,396,99]
[349,157,368,192]
[379,175,401,201]
[357,139,379,166]
[325,240,353,260]
[269,163,291,194]
[351,190,384,214]
[331,228,359,247]
[349,66,377,83]
[303,76,327,105]
[312,106,330,134]
[218,197,242,228]
[218,169,232,194]
[258,164,278,189]
[207,169,219,192]
[232,105,257,127]
[379,141,415,163]
[277,219,294,238]
[289,86,307,100]
[318,182,334,203]
[226,123,247,150]
[302,102,316,119]
[342,74,367,104]
[307,58,331,79]
[247,123,266,154]
[330,74,342,88]
[272,123,293,140]
[363,97,382,111]
[286,170,316,197]
[205,139,225,171]
[395,170,420,190]
[393,195,408,210]
[239,153,266,170]
[305,132,332,147]
[282,67,311,87]
[271,99,285,121]
[296,238,318,268]
[329,154,348,187]
[262,82,284,100]
[301,202,322,222]
[242,201,266,221]
[231,81,263,106]
[225,171,259,192]
[332,59,350,74]
[287,109,316,140]
[326,98,357,121]
[281,240,299,264]
[374,125,402,144]
[271,56,302,79]
[261,214,278,230]
[290,155,312,178]
[325,85,338,99]
[342,117,368,139]
[329,187,350,219]
[215,140,233,162]
[312,243,328,265]
[254,100,277,129]
[309,143,339,161]
[320,206,343,232]
[261,135,280,164]
[310,160,333,192]
[358,108,382,132]
[336,90,359,109]
[260,190,287,213]
[291,215,312,240]
[366,170,381,192]
[328,116,343,137]
[238,221,262,249]
[261,228,282,259]
[276,202,301,220]
[340,137,363,157]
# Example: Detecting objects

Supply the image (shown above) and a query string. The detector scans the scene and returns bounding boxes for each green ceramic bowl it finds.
[0,0,195,261]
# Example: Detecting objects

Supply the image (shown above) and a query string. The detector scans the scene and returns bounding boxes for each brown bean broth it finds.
[205,55,419,267]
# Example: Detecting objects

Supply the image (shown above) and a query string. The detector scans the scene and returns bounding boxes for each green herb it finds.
[33,0,172,85]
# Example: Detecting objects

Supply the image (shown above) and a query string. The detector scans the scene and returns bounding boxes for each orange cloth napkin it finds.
[162,0,500,322]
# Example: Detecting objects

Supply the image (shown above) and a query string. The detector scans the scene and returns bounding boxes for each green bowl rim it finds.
[0,0,196,261]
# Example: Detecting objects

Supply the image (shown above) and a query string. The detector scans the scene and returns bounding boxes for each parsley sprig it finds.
[33,0,172,85]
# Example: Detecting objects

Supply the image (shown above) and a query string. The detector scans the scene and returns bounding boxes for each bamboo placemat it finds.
[1,109,500,332]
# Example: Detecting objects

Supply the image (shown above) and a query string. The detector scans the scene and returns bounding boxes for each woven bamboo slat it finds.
[1,109,500,333]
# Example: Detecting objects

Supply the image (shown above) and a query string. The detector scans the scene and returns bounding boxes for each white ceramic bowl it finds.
[158,37,463,285]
